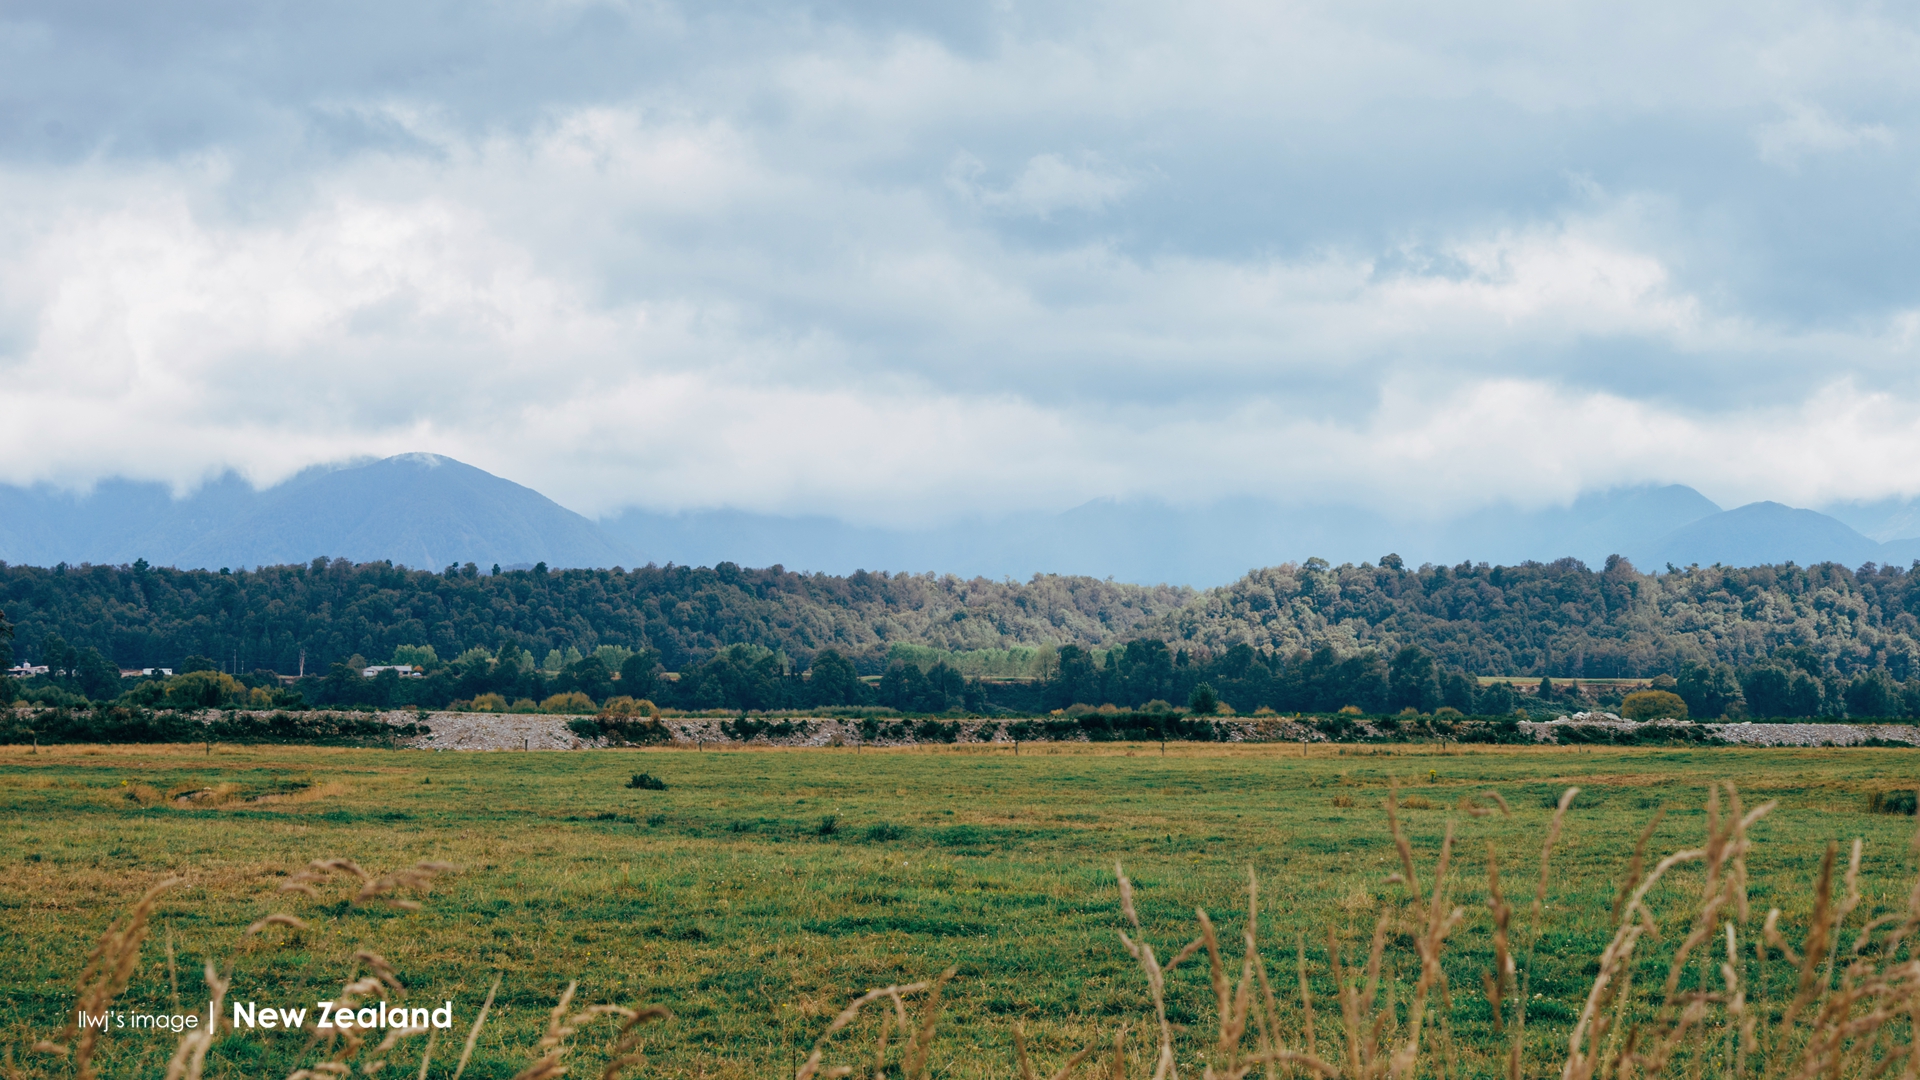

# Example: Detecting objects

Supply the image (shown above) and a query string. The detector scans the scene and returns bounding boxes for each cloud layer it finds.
[4,0,1920,524]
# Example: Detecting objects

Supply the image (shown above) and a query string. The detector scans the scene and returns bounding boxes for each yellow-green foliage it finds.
[598,696,660,718]
[1621,688,1689,720]
[121,670,269,710]
[540,690,595,713]
[390,643,439,667]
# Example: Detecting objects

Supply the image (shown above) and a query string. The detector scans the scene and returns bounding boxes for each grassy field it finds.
[3,741,1918,1079]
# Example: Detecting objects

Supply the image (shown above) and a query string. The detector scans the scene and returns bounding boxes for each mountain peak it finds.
[0,455,637,571]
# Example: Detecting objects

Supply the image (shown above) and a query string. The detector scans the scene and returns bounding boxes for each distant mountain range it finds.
[4,453,1920,584]
[0,454,630,572]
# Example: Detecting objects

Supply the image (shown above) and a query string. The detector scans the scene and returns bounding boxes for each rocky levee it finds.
[76,1000,456,1034]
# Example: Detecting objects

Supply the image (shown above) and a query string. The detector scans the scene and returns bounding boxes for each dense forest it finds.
[6,553,1920,719]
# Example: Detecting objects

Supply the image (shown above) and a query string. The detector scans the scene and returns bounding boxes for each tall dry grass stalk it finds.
[32,857,668,1080]
[32,876,182,1080]
[794,778,1917,1080]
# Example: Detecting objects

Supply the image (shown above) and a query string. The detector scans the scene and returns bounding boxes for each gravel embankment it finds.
[349,709,1920,751]
[384,712,1327,751]
[1522,712,1920,747]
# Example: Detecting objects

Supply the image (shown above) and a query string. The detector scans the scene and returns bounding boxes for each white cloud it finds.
[1757,102,1895,166]
[948,151,1135,218]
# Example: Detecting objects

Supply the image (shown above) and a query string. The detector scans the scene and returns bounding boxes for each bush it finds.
[0,706,419,745]
[1621,690,1689,721]
[599,696,660,719]
[863,822,908,842]
[20,684,91,709]
[816,814,839,836]
[571,715,671,745]
[626,773,667,791]
[209,710,424,743]
[1869,790,1917,815]
[913,719,959,743]
[541,691,596,714]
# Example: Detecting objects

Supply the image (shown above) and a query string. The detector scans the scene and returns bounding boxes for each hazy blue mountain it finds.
[598,484,1725,585]
[0,454,636,571]
[1426,484,1722,567]
[1820,496,1920,544]
[7,454,1912,585]
[1638,502,1883,569]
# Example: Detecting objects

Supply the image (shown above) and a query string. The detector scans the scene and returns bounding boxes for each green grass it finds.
[3,741,1918,1079]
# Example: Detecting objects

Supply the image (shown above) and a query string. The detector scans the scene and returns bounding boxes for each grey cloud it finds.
[6,0,1920,523]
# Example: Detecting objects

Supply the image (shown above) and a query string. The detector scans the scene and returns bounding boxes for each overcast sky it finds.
[4,0,1920,525]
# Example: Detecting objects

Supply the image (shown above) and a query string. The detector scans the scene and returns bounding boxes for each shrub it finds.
[913,719,959,743]
[541,691,596,714]
[467,693,509,712]
[1868,790,1918,815]
[1621,690,1689,721]
[863,822,907,842]
[816,814,839,836]
[601,717,671,746]
[626,773,667,791]
[599,696,660,719]
[22,684,92,709]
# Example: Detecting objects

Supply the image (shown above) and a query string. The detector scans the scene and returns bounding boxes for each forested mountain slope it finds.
[0,558,1190,675]
[4,553,1919,682]
[1165,556,1920,679]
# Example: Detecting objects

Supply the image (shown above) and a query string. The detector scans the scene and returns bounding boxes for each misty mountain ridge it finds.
[3,453,1920,583]
[0,454,631,573]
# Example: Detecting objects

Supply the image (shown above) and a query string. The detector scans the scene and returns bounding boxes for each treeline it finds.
[10,553,1920,714]
[0,558,1182,677]
[1180,555,1920,679]
[16,620,1920,721]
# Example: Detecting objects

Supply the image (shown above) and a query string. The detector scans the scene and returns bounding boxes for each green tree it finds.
[1845,668,1900,718]
[1786,669,1825,717]
[0,609,14,705]
[1440,671,1477,713]
[74,647,122,702]
[805,649,861,707]
[1739,665,1793,718]
[880,660,926,711]
[564,656,616,704]
[1477,681,1519,716]
[678,645,784,711]
[1187,681,1218,715]
[1047,646,1100,709]
[391,644,439,668]
[1388,646,1440,712]
[1676,661,1743,719]
[618,649,661,703]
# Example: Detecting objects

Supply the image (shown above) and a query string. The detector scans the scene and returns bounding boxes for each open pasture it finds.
[3,741,1919,1079]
